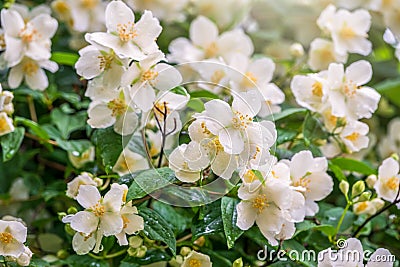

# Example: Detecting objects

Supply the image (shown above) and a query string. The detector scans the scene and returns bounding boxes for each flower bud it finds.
[64,224,75,236]
[357,191,372,202]
[339,180,349,196]
[58,212,67,221]
[180,246,191,257]
[290,43,304,57]
[233,258,243,267]
[136,245,147,258]
[351,181,365,197]
[169,255,183,267]
[391,153,399,161]
[56,249,69,259]
[129,236,143,248]
[94,178,103,187]
[67,207,78,214]
[371,198,385,211]
[366,175,377,189]
[194,236,205,247]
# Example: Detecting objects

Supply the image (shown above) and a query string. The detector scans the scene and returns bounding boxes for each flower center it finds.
[19,25,39,43]
[122,215,130,229]
[340,24,356,39]
[211,70,225,84]
[204,42,218,58]
[252,194,269,213]
[117,22,137,42]
[0,33,5,50]
[312,81,323,97]
[293,177,311,191]
[252,146,261,160]
[81,0,98,9]
[141,69,158,82]
[385,176,399,191]
[53,1,70,15]
[243,170,257,183]
[98,54,114,71]
[0,115,12,133]
[189,259,202,267]
[242,72,257,88]
[319,46,335,62]
[345,132,359,142]
[91,202,105,217]
[355,201,369,213]
[200,122,211,135]
[232,111,252,130]
[108,98,127,117]
[22,60,39,76]
[0,232,13,244]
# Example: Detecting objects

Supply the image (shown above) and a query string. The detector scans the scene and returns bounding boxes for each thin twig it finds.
[25,132,58,146]
[27,95,37,122]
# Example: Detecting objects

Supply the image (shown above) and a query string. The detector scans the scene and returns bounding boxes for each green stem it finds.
[336,202,351,236]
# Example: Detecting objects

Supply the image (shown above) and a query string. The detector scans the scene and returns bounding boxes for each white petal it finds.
[345,60,372,86]
[219,128,244,154]
[70,211,99,234]
[105,1,135,32]
[8,65,24,89]
[236,201,256,230]
[153,63,182,91]
[76,185,101,208]
[190,16,218,48]
[87,102,115,129]
[134,10,162,53]
[99,213,123,236]
[25,68,48,91]
[72,232,96,255]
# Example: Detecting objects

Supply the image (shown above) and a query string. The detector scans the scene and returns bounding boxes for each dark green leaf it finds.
[192,200,224,240]
[152,201,189,235]
[15,117,50,140]
[57,139,92,156]
[126,135,147,158]
[266,108,307,121]
[50,109,87,139]
[321,207,355,232]
[91,127,123,173]
[328,162,347,181]
[330,158,376,175]
[1,127,25,162]
[221,197,244,249]
[139,207,176,255]
[276,128,298,145]
[302,113,327,145]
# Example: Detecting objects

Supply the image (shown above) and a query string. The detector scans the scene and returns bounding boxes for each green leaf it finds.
[266,108,307,121]
[314,225,337,237]
[1,127,25,162]
[189,90,220,99]
[294,220,316,237]
[57,139,92,155]
[281,240,315,267]
[187,98,205,112]
[152,201,190,235]
[91,127,123,173]
[125,167,178,201]
[51,52,79,66]
[374,78,400,107]
[50,108,87,139]
[63,255,110,267]
[330,158,376,175]
[321,207,355,232]
[139,207,177,255]
[170,86,188,96]
[302,113,327,146]
[221,197,244,249]
[126,135,147,158]
[192,200,224,240]
[276,128,298,145]
[328,162,347,181]
[15,117,50,141]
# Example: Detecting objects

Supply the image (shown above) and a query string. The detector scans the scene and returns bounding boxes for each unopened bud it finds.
[194,236,205,247]
[129,236,143,248]
[67,207,78,214]
[357,191,372,202]
[290,43,304,57]
[169,255,184,267]
[180,246,191,257]
[233,258,244,267]
[391,153,399,161]
[58,212,67,221]
[56,249,69,259]
[339,180,349,196]
[136,245,147,258]
[94,178,103,187]
[352,181,365,197]
[366,175,377,189]
[64,224,75,236]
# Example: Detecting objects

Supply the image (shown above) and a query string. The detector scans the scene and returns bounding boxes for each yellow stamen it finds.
[122,215,130,229]
[386,177,399,191]
[355,201,368,213]
[108,98,127,117]
[340,25,356,39]
[204,42,218,58]
[0,116,12,133]
[189,259,201,267]
[98,54,114,71]
[312,81,323,97]
[92,202,105,217]
[22,60,39,76]
[211,70,225,84]
[243,170,257,183]
[0,232,13,244]
[242,72,257,88]
[252,194,269,214]
[141,69,158,82]
[232,111,252,130]
[117,22,137,42]
[81,0,98,9]
[345,132,359,142]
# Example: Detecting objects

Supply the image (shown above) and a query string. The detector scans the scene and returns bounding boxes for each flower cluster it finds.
[0,216,32,266]
[308,4,372,71]
[374,157,400,208]
[237,150,333,245]
[0,84,14,136]
[291,60,381,156]
[62,177,144,255]
[0,4,58,90]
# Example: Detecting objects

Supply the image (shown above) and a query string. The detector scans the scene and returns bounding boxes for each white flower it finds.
[68,0,106,32]
[0,220,27,257]
[353,198,385,216]
[195,91,262,154]
[121,51,182,112]
[308,38,348,71]
[375,157,400,203]
[327,60,380,120]
[127,0,189,22]
[75,45,127,90]
[0,85,14,115]
[87,86,138,135]
[113,148,149,176]
[71,231,97,255]
[68,146,95,169]
[285,151,333,216]
[378,118,400,158]
[66,172,98,199]
[0,112,14,137]
[63,183,128,253]
[115,202,144,246]
[318,238,394,267]
[86,1,162,60]
[15,246,32,267]
[1,8,58,66]
[10,3,51,21]
[182,251,212,267]
[8,57,58,91]
[340,120,369,153]
[168,16,253,63]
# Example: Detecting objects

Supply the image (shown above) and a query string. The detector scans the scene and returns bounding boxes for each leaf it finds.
[37,233,63,253]
[152,201,190,235]
[294,221,316,237]
[15,117,50,141]
[192,200,224,240]
[170,86,188,96]
[187,98,205,112]
[302,113,327,146]
[221,197,244,249]
[50,108,87,139]
[139,207,177,255]
[1,127,25,162]
[276,128,298,145]
[328,162,347,181]
[125,167,178,201]
[57,139,93,156]
[281,240,315,267]
[320,207,355,232]
[189,90,220,99]
[126,134,147,158]
[374,78,400,107]
[91,127,123,174]
[314,225,337,237]
[266,108,307,121]
[63,255,110,267]
[51,52,79,66]
[330,158,376,175]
